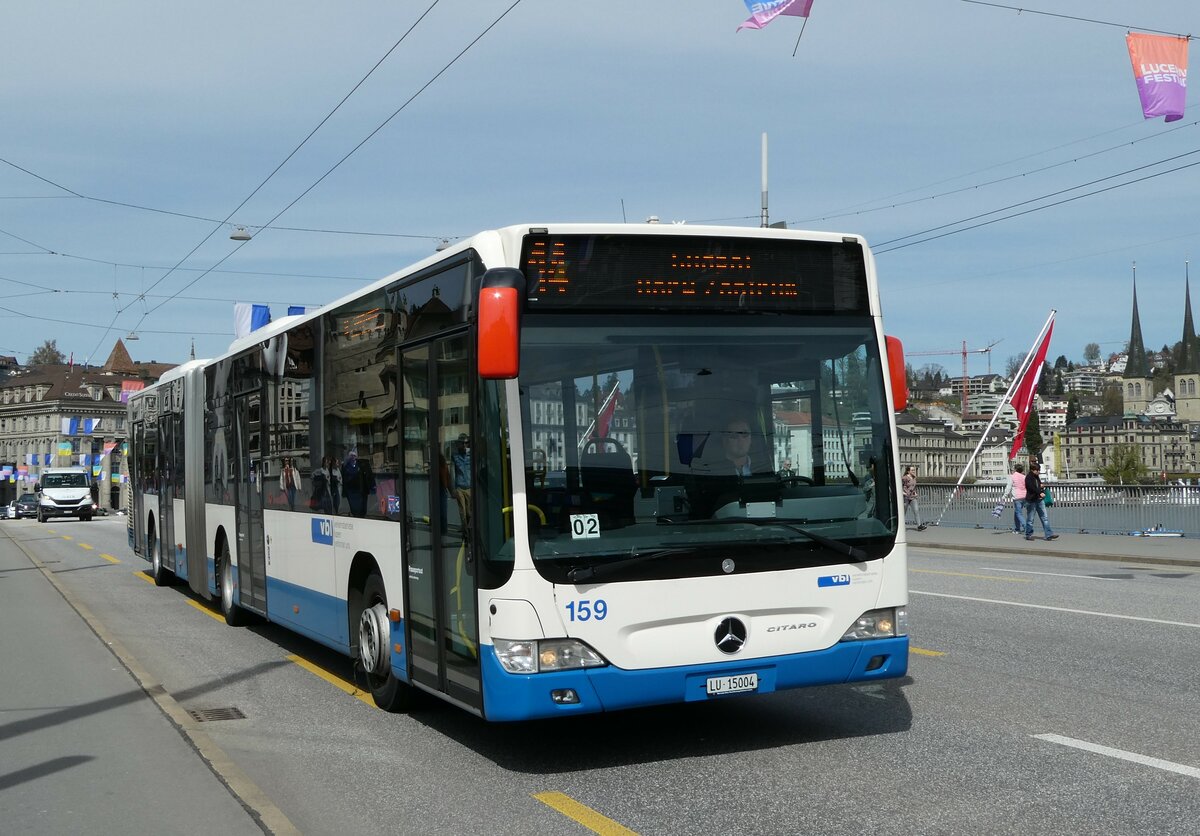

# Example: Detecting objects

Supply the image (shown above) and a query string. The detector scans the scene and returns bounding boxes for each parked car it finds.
[13,493,38,519]
[4,502,14,520]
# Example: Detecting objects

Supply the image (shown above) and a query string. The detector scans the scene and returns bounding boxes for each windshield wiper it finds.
[657,516,868,562]
[567,548,694,584]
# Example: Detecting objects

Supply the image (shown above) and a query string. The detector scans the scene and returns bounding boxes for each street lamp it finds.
[230,226,253,241]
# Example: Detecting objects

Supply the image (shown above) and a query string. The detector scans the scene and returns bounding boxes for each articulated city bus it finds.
[128,223,910,721]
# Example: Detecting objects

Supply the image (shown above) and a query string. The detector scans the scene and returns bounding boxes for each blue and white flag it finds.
[234,303,272,338]
[62,417,100,436]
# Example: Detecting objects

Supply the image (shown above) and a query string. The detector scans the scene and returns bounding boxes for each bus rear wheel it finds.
[219,542,248,627]
[357,573,418,712]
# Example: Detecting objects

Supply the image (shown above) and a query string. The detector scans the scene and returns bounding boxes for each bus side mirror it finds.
[885,335,907,412]
[34,482,41,493]
[478,267,525,380]
[478,288,519,379]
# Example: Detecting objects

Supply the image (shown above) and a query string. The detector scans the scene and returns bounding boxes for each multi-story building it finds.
[0,341,173,507]
[1062,368,1106,394]
[896,414,1012,481]
[1058,415,1197,480]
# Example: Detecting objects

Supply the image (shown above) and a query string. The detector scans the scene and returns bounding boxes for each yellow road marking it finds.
[911,647,946,657]
[185,599,224,622]
[61,535,73,541]
[79,543,94,551]
[135,571,154,584]
[533,792,638,836]
[911,568,1030,582]
[100,553,120,564]
[286,654,374,706]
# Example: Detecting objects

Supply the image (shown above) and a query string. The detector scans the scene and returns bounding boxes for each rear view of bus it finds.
[475,225,909,719]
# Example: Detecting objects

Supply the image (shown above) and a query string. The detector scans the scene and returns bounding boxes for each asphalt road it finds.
[2,516,1198,835]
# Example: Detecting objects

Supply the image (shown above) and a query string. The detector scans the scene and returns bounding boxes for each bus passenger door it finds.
[400,336,482,710]
[158,410,177,574]
[233,392,267,614]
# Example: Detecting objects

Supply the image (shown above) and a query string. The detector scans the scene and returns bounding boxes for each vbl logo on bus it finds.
[817,574,851,587]
[311,518,334,546]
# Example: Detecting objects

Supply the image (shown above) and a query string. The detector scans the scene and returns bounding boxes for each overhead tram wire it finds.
[0,223,371,283]
[957,1,1195,40]
[874,155,1200,255]
[79,1,448,364]
[131,0,525,332]
[789,119,1200,226]
[874,147,1200,249]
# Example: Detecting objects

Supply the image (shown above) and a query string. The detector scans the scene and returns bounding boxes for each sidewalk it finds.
[0,532,266,834]
[906,523,1200,568]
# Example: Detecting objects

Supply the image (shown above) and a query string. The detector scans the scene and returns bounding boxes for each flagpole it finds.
[932,309,1056,527]
[791,15,810,57]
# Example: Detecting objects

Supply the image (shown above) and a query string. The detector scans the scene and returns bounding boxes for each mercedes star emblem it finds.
[714,616,747,654]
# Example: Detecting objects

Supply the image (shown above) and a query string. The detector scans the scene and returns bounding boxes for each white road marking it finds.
[1033,734,1200,780]
[981,567,1120,581]
[910,590,1200,628]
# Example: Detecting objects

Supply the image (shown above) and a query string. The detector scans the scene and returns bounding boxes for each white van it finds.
[35,467,95,523]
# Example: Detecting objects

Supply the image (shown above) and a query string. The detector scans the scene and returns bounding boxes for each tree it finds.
[1005,354,1023,379]
[1083,343,1101,364]
[1100,382,1123,417]
[1100,444,1148,485]
[1024,407,1044,460]
[28,339,66,366]
[1053,370,1064,396]
[1065,396,1079,427]
[1053,354,1068,370]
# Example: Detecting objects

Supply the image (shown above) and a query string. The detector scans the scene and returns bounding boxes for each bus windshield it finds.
[517,313,899,583]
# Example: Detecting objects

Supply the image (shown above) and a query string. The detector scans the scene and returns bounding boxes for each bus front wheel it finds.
[219,543,248,627]
[357,573,418,712]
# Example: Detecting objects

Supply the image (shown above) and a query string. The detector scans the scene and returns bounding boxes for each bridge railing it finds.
[921,482,1199,537]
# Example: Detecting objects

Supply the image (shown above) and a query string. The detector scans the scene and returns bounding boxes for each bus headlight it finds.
[493,638,607,673]
[840,607,908,641]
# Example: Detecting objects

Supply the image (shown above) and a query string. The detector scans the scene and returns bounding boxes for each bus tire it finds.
[358,573,418,712]
[219,542,248,627]
[149,532,173,587]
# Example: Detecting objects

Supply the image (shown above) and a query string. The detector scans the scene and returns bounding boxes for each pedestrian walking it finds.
[1006,462,1027,534]
[279,457,300,511]
[1023,461,1058,541]
[902,466,926,531]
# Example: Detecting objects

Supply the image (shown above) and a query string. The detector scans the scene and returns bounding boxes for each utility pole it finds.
[760,132,769,228]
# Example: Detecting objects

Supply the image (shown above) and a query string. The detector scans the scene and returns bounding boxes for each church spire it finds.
[1124,262,1150,379]
[1179,261,1200,375]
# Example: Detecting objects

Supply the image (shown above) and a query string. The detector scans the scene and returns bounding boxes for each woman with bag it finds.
[1006,462,1027,534]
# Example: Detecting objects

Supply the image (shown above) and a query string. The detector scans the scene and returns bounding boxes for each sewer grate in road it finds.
[187,706,246,722]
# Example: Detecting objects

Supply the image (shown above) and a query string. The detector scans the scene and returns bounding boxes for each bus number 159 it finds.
[565,599,608,622]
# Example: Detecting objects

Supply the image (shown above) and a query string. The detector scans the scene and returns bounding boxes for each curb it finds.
[912,538,1200,569]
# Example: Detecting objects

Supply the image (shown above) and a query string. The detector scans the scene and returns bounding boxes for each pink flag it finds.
[737,0,813,32]
[1009,320,1055,460]
[1127,33,1189,122]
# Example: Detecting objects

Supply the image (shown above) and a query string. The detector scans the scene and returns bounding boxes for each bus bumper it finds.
[480,636,908,722]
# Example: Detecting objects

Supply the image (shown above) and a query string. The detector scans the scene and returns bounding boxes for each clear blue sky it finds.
[2,1,1196,376]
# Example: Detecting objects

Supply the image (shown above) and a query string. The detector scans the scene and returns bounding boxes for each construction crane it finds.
[907,339,1003,421]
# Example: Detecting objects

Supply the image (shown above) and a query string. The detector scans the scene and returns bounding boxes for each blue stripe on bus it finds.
[265,577,351,654]
[479,636,909,722]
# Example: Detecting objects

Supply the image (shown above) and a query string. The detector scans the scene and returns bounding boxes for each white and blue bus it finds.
[128,223,911,721]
